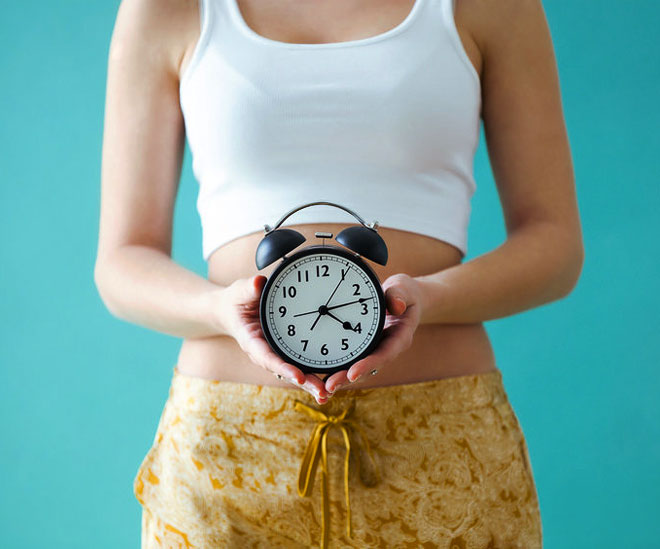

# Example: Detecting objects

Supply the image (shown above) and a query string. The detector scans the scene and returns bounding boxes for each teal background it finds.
[1,1,658,547]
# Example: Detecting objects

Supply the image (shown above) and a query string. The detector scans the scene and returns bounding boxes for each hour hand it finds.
[309,305,354,332]
[326,311,355,331]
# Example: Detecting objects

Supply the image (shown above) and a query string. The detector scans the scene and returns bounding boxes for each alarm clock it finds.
[255,201,389,375]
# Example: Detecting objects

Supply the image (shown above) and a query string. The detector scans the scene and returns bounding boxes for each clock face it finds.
[260,245,385,374]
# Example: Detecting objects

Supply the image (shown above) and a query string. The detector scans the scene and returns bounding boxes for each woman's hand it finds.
[323,273,423,395]
[214,275,330,404]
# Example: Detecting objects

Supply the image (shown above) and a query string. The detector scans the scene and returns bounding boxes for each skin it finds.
[95,0,584,405]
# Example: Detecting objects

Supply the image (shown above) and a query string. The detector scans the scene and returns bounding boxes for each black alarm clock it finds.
[255,201,389,375]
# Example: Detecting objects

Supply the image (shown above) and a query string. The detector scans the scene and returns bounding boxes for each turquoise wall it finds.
[1,1,658,547]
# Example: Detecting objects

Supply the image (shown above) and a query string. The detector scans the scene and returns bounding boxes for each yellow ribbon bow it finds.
[293,398,381,549]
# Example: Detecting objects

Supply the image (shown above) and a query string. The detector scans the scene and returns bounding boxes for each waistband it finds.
[166,364,507,418]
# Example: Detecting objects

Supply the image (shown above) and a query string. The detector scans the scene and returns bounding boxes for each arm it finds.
[93,0,226,339]
[417,0,584,325]
[95,0,339,399]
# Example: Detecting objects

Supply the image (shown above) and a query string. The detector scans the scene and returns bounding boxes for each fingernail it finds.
[349,374,361,383]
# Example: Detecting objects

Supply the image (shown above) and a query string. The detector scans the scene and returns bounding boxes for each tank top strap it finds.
[180,0,244,90]
[197,0,237,43]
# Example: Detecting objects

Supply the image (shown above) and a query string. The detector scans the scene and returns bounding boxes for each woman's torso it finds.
[173,0,497,388]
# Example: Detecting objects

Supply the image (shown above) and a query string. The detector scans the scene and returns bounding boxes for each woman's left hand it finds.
[323,273,424,395]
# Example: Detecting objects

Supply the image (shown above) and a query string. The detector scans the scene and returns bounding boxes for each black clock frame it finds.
[259,244,386,375]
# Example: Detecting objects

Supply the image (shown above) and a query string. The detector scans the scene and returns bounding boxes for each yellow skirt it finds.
[134,365,542,548]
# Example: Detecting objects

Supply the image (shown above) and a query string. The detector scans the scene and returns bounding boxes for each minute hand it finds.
[324,268,346,307]
[326,296,374,311]
[309,268,347,332]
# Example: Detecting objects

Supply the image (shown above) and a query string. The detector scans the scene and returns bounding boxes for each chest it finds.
[234,0,420,45]
[179,0,482,182]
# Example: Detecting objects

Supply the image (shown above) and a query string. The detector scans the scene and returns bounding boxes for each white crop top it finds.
[179,0,481,261]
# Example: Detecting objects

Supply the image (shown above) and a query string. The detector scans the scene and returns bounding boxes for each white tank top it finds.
[180,0,481,261]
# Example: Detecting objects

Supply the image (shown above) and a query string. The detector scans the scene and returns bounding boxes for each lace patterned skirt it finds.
[133,365,542,548]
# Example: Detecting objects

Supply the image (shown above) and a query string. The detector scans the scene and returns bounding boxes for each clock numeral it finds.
[279,305,287,317]
[297,270,309,283]
[301,339,309,351]
[320,343,329,356]
[354,322,362,334]
[352,283,361,296]
[282,285,297,298]
[361,303,368,315]
[341,338,349,350]
[287,324,296,336]
[316,264,330,277]
[341,268,348,279]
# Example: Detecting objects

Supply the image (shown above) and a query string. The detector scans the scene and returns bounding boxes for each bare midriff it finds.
[176,224,498,388]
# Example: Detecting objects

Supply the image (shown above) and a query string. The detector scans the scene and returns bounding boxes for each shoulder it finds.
[110,0,199,79]
[456,0,553,60]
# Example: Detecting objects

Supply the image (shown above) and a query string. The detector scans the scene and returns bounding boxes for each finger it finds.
[346,339,394,381]
[238,275,266,309]
[247,337,306,385]
[252,274,267,294]
[303,374,329,398]
[325,371,349,393]
[345,358,373,383]
[244,332,327,400]
[346,329,411,382]
[386,293,407,316]
[245,338,328,401]
[278,373,327,404]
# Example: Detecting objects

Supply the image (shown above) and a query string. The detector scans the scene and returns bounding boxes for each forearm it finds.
[415,221,584,325]
[94,244,228,338]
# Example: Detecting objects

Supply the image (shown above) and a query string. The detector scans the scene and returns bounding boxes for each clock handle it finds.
[263,201,379,233]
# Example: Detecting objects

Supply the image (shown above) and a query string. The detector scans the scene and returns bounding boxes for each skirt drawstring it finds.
[293,398,381,549]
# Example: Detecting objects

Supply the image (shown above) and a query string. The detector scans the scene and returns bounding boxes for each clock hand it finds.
[310,268,348,332]
[326,296,374,311]
[323,267,346,307]
[294,296,375,328]
[293,309,321,318]
[325,311,355,331]
[310,311,322,331]
[294,297,373,318]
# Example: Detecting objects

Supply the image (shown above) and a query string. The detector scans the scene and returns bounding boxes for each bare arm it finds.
[93,0,227,339]
[417,0,584,325]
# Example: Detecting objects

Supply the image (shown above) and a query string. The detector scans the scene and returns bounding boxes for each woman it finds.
[95,0,583,546]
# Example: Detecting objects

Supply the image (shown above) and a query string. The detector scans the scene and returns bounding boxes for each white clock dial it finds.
[265,251,382,370]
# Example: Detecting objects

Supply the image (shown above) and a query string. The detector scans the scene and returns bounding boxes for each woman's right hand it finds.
[213,275,330,404]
